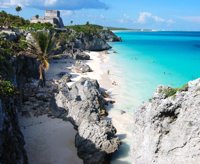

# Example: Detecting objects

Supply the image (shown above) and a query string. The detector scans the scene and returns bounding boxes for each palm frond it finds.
[30,31,56,64]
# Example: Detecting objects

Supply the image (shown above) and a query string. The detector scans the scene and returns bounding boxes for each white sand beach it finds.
[19,51,132,164]
[19,115,82,164]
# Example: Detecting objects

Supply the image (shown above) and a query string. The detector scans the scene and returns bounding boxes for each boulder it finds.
[57,72,72,82]
[73,51,90,60]
[73,60,92,73]
[132,78,200,164]
[75,119,120,164]
[66,78,104,126]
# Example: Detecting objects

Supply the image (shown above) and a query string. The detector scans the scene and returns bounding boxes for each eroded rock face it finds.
[0,98,28,164]
[54,78,120,163]
[76,119,120,164]
[99,30,122,42]
[74,36,111,51]
[132,78,200,164]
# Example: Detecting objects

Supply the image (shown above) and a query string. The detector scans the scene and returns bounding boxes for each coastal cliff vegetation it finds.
[0,10,52,30]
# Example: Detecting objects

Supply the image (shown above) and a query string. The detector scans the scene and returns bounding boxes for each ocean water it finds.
[108,31,200,163]
[109,31,200,110]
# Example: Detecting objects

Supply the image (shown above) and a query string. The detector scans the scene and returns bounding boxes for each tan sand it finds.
[19,115,82,164]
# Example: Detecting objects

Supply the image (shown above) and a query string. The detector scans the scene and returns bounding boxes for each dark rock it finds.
[74,35,111,51]
[0,30,18,41]
[60,74,72,83]
[120,110,126,114]
[0,98,28,164]
[73,52,90,60]
[57,72,72,82]
[99,30,122,42]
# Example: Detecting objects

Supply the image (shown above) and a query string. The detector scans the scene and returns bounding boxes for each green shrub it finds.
[162,83,189,98]
[21,22,53,30]
[0,80,17,96]
[66,24,103,35]
[0,10,29,28]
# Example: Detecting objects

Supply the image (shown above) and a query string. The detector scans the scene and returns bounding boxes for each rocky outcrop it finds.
[65,50,90,60]
[73,30,121,51]
[73,51,90,60]
[99,30,122,42]
[76,120,120,164]
[132,78,200,164]
[0,98,28,164]
[57,72,72,82]
[0,51,38,164]
[74,35,111,51]
[72,60,92,73]
[0,30,18,41]
[54,78,120,163]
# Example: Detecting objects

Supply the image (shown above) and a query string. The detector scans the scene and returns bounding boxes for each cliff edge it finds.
[132,78,200,164]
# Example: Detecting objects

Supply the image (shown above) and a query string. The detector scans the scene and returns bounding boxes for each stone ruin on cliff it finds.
[30,10,64,28]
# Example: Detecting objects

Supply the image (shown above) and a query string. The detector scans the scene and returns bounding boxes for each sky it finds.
[0,0,200,31]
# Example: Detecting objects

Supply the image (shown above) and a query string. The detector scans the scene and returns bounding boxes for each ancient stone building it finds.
[30,10,64,28]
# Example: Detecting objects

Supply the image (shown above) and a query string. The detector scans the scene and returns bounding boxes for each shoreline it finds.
[82,51,134,163]
[19,50,132,163]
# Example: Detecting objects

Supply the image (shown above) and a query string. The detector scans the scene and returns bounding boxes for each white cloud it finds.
[61,10,74,16]
[179,16,200,23]
[0,0,108,10]
[119,13,134,24]
[137,12,174,24]
[44,0,57,6]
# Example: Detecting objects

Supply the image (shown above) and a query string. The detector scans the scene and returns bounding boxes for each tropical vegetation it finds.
[28,31,56,81]
[66,24,103,35]
[0,10,52,30]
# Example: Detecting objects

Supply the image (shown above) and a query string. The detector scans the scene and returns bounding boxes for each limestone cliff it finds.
[132,78,200,164]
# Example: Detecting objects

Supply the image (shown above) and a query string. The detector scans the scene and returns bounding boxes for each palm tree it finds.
[35,14,39,19]
[28,31,56,87]
[15,6,22,16]
[86,21,90,25]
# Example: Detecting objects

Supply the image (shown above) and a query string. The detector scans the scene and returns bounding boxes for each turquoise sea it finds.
[108,31,200,163]
[109,31,200,110]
